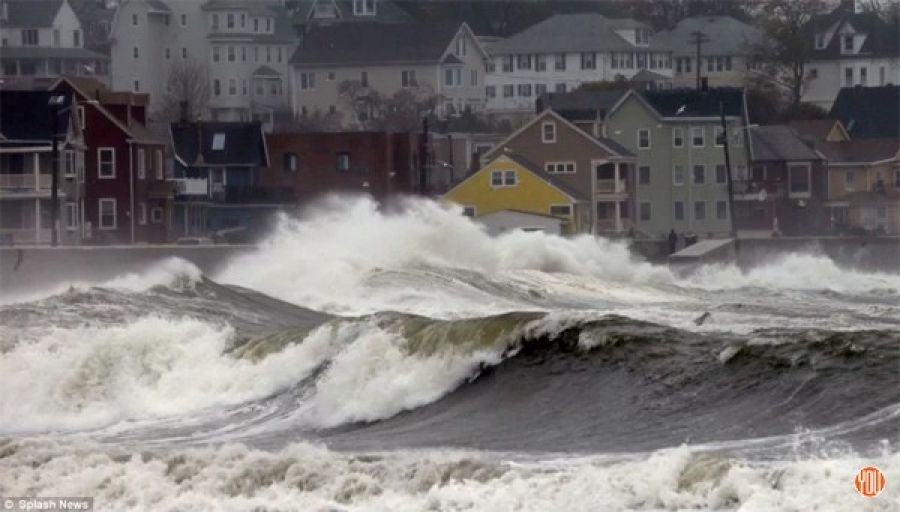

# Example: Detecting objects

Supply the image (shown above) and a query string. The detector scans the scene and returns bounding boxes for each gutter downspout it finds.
[127,139,135,245]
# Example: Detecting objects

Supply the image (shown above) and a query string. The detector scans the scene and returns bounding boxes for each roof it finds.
[479,209,566,222]
[630,69,671,82]
[787,119,849,142]
[252,65,282,77]
[806,4,900,61]
[50,75,161,144]
[145,0,171,13]
[817,138,900,163]
[749,125,822,162]
[290,0,412,25]
[0,91,72,143]
[0,47,108,61]
[488,13,652,55]
[170,121,269,167]
[652,16,761,56]
[637,87,745,118]
[481,152,588,201]
[0,0,64,28]
[538,89,631,122]
[291,21,465,66]
[828,86,900,139]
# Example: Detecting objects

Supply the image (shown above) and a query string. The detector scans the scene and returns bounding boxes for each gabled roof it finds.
[487,109,635,161]
[829,85,900,139]
[145,0,171,13]
[652,16,761,57]
[609,87,745,119]
[0,0,64,28]
[49,75,161,144]
[488,13,653,55]
[748,125,822,162]
[252,65,281,77]
[537,88,631,122]
[290,0,412,25]
[444,152,587,202]
[170,121,269,167]
[787,119,850,142]
[290,21,476,66]
[0,91,71,143]
[818,138,900,164]
[806,4,900,61]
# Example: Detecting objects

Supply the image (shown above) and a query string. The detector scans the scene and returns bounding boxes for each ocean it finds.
[1,198,898,511]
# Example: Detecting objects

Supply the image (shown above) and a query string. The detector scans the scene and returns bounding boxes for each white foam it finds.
[1,440,896,511]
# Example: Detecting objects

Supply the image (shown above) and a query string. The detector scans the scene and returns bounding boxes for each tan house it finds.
[485,109,635,234]
[289,21,489,128]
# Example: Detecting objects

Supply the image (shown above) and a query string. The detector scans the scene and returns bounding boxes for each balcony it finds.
[211,186,296,204]
[172,178,209,197]
[596,179,627,196]
[0,174,51,190]
[733,180,785,200]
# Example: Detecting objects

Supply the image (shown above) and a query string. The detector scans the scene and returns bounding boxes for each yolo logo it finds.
[854,466,886,498]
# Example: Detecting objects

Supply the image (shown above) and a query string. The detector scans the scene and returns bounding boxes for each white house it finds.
[483,14,673,121]
[802,0,900,109]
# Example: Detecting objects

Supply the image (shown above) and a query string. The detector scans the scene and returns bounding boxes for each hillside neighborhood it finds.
[0,0,898,247]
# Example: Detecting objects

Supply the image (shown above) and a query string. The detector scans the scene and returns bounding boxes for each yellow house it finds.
[442,152,589,235]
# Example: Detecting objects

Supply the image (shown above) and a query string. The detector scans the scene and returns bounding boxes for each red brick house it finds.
[49,76,170,245]
[261,132,419,203]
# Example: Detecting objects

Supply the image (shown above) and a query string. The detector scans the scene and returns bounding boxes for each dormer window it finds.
[815,34,826,49]
[842,35,855,53]
[353,0,376,16]
[635,28,650,46]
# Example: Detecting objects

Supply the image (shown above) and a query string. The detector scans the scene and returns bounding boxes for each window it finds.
[300,72,315,90]
[66,202,78,230]
[535,55,546,72]
[182,47,188,59]
[266,18,272,32]
[73,29,81,48]
[486,86,496,98]
[580,52,595,70]
[555,53,566,71]
[133,47,139,59]
[212,13,219,30]
[716,201,728,220]
[21,29,38,46]
[229,79,237,95]
[181,14,187,26]
[881,66,887,85]
[672,127,684,148]
[99,199,116,229]
[555,83,567,93]
[53,29,60,47]
[845,169,855,190]
[842,35,854,53]
[895,168,900,189]
[138,202,147,225]
[502,56,513,72]
[151,208,163,223]
[165,47,171,60]
[517,54,532,70]
[212,133,226,150]
[138,149,146,179]
[98,148,115,178]
[694,201,706,221]
[470,69,478,86]
[815,34,825,49]
[546,162,575,174]
[674,201,684,221]
[542,122,556,143]
[692,126,705,147]
[789,163,810,194]
[640,202,651,221]
[63,150,76,178]
[860,67,867,86]
[535,84,547,96]
[550,205,571,216]
[132,13,138,26]
[134,80,140,92]
[637,129,650,149]
[462,206,476,217]
[517,84,532,97]
[503,85,514,97]
[638,165,650,185]
[456,36,467,57]
[673,165,685,186]
[693,165,705,184]
[353,0,376,16]
[336,152,350,172]
[213,46,220,62]
[845,67,853,87]
[401,70,416,87]
[725,56,732,71]
[444,68,462,87]
[213,79,221,96]
[227,13,235,29]
[284,152,297,172]
[156,150,163,179]
[228,46,235,62]
[714,126,725,147]
[490,170,517,187]
[716,164,727,184]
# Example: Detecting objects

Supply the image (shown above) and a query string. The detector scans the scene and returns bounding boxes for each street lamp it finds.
[48,95,97,247]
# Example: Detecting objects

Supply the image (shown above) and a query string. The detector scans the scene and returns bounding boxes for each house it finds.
[49,75,170,245]
[828,85,900,139]
[109,0,296,130]
[739,125,829,237]
[68,0,117,55]
[429,131,507,190]
[819,138,900,235]
[0,90,84,246]
[0,0,110,90]
[287,0,412,28]
[787,118,852,143]
[289,21,489,126]
[442,152,589,235]
[484,14,672,123]
[652,16,762,89]
[601,87,751,239]
[169,120,279,241]
[802,0,900,109]
[484,108,635,235]
[260,131,418,203]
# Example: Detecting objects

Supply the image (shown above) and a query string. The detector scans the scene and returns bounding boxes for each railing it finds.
[0,174,51,190]
[732,180,785,198]
[0,228,52,246]
[596,179,627,194]
[211,186,296,204]
[172,178,209,196]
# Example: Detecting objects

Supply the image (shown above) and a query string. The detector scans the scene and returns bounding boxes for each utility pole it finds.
[48,96,64,247]
[719,101,737,241]
[419,115,429,195]
[689,30,710,91]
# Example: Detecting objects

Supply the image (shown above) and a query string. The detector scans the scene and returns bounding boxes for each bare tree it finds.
[751,0,829,108]
[337,80,383,129]
[156,59,211,122]
[857,0,900,24]
[337,81,443,131]
[272,107,343,133]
